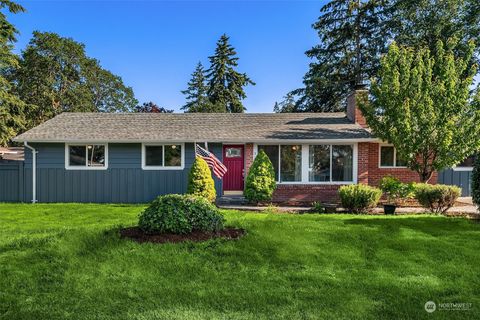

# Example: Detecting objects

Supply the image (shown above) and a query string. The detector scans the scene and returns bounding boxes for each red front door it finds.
[222,145,245,192]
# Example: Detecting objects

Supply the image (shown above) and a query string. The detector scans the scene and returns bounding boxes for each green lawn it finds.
[0,204,479,319]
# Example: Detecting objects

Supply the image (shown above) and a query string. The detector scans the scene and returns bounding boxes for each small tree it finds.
[472,155,480,210]
[359,40,480,182]
[244,150,276,203]
[187,157,216,203]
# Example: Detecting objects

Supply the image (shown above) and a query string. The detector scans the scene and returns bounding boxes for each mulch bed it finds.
[120,226,246,244]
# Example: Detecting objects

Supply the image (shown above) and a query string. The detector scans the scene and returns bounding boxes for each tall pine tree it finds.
[0,0,26,146]
[181,62,217,112]
[206,34,254,113]
[294,0,389,112]
[291,0,479,112]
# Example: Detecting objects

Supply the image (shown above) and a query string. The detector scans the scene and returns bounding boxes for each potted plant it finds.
[379,176,414,214]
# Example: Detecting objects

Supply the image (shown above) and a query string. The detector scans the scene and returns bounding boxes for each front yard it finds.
[0,204,479,319]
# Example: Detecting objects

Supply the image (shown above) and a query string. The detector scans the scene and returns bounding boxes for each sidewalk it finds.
[218,197,479,215]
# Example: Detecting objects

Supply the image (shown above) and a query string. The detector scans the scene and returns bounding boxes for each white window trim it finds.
[65,143,109,170]
[141,143,185,170]
[254,143,358,185]
[378,144,407,168]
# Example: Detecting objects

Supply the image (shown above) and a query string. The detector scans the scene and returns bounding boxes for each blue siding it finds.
[438,168,472,196]
[0,161,23,202]
[19,142,223,203]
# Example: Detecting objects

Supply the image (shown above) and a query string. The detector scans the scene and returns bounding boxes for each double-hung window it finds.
[66,144,107,169]
[142,144,184,169]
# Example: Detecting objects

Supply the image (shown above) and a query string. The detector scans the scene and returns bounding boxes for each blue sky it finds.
[9,1,326,112]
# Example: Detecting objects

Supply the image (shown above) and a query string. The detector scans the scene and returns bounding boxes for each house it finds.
[4,87,472,203]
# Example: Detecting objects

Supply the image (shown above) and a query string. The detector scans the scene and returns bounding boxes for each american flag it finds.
[195,144,228,179]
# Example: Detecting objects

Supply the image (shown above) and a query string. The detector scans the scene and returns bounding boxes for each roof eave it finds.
[13,137,379,144]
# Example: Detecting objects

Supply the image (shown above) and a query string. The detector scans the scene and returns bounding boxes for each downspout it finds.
[24,142,38,203]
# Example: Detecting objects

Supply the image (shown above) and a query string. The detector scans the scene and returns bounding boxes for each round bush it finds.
[378,175,415,205]
[187,157,217,203]
[339,184,382,213]
[472,155,480,210]
[138,194,224,234]
[414,184,461,214]
[244,150,276,203]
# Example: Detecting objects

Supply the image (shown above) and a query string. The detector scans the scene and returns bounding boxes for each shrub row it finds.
[339,182,460,214]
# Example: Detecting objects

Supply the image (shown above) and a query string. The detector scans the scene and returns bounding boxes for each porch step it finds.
[216,195,247,206]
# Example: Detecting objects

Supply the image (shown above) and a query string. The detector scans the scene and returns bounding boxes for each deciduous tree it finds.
[359,40,480,182]
[14,32,137,130]
[135,101,173,113]
[0,0,26,146]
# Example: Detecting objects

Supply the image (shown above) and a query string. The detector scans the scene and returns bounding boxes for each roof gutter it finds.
[13,138,380,144]
[23,142,38,203]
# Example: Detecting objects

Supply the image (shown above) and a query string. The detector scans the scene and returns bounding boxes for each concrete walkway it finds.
[218,197,479,215]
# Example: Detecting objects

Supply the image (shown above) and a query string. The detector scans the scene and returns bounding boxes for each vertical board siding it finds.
[0,161,23,202]
[438,169,472,196]
[17,142,223,203]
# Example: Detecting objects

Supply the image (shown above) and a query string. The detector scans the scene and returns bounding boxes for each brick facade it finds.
[244,143,254,178]
[241,89,438,204]
[266,142,437,204]
[272,184,344,204]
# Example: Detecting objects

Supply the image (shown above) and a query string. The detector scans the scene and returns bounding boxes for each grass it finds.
[0,203,479,319]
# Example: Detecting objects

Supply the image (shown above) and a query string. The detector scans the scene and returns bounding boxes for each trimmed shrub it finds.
[187,157,216,203]
[138,194,224,234]
[414,184,461,214]
[244,150,276,203]
[378,175,415,205]
[472,155,480,211]
[339,184,382,213]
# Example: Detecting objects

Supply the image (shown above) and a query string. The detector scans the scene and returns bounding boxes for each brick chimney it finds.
[346,84,369,128]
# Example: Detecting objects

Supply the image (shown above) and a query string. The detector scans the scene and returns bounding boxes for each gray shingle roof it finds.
[14,112,374,143]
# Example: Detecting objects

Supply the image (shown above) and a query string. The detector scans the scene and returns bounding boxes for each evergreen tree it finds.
[295,0,390,112]
[0,0,26,146]
[244,150,276,203]
[181,62,217,112]
[273,93,299,113]
[187,157,216,203]
[206,34,254,113]
[294,0,479,112]
[389,0,479,59]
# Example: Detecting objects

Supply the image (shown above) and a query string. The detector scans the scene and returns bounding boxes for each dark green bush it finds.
[244,150,276,203]
[138,194,224,234]
[339,184,382,213]
[472,155,480,211]
[414,184,461,214]
[187,157,216,203]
